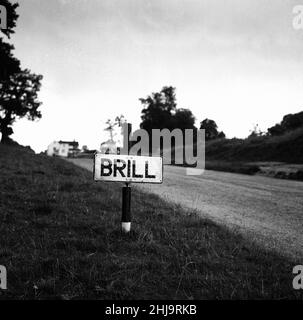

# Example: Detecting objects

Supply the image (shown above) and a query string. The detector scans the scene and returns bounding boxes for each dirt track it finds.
[68,158,303,261]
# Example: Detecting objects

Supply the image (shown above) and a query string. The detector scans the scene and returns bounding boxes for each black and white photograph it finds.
[1,0,303,308]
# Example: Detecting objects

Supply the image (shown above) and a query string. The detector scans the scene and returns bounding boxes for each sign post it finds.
[122,184,131,233]
[94,127,163,233]
[122,123,132,233]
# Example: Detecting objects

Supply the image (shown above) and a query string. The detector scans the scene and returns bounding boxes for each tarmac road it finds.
[68,158,303,261]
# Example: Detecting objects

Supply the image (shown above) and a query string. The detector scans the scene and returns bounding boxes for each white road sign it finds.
[94,154,163,184]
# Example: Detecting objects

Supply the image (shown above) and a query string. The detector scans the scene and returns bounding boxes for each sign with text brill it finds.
[94,154,163,184]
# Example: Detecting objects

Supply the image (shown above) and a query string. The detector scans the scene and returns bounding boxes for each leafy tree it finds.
[0,38,20,80]
[199,118,225,141]
[140,86,195,133]
[248,124,264,139]
[267,123,284,136]
[0,0,20,81]
[104,119,115,140]
[104,115,126,142]
[173,108,195,130]
[0,70,43,142]
[115,114,126,127]
[268,111,303,136]
[0,0,43,143]
[140,86,176,133]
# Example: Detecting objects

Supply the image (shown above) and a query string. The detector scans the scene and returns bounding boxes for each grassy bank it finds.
[203,128,303,180]
[0,143,300,299]
[205,160,260,175]
[206,127,303,164]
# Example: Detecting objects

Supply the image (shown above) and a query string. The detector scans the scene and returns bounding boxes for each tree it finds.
[140,86,176,133]
[140,86,195,133]
[200,118,225,141]
[173,108,195,131]
[104,119,115,141]
[115,114,126,127]
[267,123,284,136]
[0,0,43,143]
[0,38,20,81]
[0,0,20,81]
[248,124,264,139]
[104,115,126,141]
[268,111,303,136]
[0,70,43,142]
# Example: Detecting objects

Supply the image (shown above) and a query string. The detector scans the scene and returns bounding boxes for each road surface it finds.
[68,158,303,261]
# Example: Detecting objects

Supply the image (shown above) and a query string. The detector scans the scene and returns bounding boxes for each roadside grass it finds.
[201,127,303,179]
[168,128,303,179]
[0,143,301,299]
[206,127,303,164]
[205,160,303,181]
[205,161,260,175]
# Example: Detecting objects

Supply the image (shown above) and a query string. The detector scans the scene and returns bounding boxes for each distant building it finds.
[47,140,80,158]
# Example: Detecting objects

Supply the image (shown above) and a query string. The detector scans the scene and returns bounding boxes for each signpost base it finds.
[122,185,131,233]
[121,222,131,233]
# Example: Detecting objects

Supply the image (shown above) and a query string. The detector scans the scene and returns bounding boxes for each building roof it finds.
[59,140,79,148]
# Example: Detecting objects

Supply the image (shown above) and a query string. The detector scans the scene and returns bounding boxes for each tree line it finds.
[140,86,303,140]
[139,86,225,141]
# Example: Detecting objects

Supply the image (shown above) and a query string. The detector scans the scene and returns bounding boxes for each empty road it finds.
[68,158,303,261]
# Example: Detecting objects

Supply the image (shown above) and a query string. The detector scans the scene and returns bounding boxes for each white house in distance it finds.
[47,140,80,158]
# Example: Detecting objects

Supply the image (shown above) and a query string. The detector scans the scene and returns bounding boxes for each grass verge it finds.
[0,143,301,299]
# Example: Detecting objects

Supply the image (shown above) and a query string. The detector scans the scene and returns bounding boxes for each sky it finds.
[5,0,303,152]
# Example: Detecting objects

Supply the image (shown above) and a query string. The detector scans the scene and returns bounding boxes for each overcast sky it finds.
[7,0,303,151]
